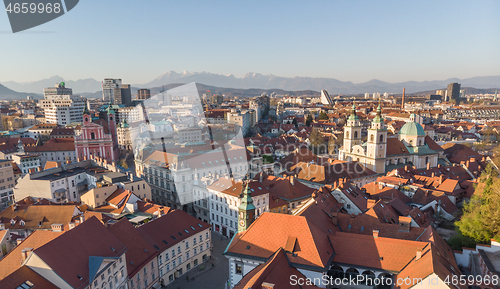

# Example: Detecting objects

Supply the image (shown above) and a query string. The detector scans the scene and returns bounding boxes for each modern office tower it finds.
[447,83,461,104]
[39,82,86,125]
[137,88,151,99]
[114,84,131,106]
[102,79,132,106]
[102,79,122,103]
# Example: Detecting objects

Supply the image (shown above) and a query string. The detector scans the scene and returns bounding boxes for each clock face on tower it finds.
[239,219,245,227]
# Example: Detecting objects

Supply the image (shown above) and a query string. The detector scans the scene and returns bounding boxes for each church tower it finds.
[83,105,91,125]
[238,182,255,232]
[342,102,362,159]
[367,100,387,174]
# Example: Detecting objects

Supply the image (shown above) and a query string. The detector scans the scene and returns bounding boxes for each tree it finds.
[455,166,500,243]
[292,118,298,128]
[309,128,326,154]
[306,114,313,127]
[319,111,329,120]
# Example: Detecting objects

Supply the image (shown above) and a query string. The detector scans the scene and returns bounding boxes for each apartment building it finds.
[137,210,212,286]
[0,159,15,208]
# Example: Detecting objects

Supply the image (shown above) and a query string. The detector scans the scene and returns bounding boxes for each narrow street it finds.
[163,231,230,289]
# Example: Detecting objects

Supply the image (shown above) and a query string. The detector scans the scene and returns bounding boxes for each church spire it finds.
[238,181,256,232]
[348,101,359,121]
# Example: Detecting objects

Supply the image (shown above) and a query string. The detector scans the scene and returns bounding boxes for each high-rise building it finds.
[102,78,121,103]
[447,83,461,104]
[137,88,151,99]
[114,84,131,106]
[320,90,334,105]
[40,83,86,125]
[102,79,132,105]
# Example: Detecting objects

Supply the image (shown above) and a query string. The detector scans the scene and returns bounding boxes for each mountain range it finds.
[1,72,499,98]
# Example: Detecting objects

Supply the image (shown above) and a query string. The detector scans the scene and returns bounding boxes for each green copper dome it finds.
[348,102,359,121]
[120,119,129,128]
[238,182,256,211]
[399,121,425,136]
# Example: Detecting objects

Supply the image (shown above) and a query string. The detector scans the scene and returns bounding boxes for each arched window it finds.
[346,131,349,138]
[379,135,384,142]
[91,132,95,140]
[328,265,344,280]
[370,134,374,142]
[419,140,422,146]
[346,268,359,279]
[409,140,413,146]
[85,117,88,122]
[361,271,376,285]
[354,131,358,139]
[425,156,429,164]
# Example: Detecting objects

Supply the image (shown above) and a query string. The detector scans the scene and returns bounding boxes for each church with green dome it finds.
[339,103,445,174]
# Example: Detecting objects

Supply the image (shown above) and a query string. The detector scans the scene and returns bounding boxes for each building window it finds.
[236,263,243,274]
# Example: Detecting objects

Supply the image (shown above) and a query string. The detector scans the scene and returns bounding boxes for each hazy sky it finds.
[0,0,499,84]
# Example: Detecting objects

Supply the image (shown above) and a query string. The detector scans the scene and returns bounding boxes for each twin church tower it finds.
[339,101,387,174]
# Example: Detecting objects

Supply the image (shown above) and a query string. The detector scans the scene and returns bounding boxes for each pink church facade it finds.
[75,107,118,163]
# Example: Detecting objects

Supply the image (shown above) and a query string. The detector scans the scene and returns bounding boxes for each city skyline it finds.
[0,1,499,84]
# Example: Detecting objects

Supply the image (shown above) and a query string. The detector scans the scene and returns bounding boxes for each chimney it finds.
[79,214,85,224]
[259,172,263,183]
[262,282,275,289]
[331,212,338,226]
[83,156,87,160]
[290,175,295,186]
[398,216,411,233]
[437,164,442,169]
[373,229,379,238]
[416,250,422,261]
[466,160,470,167]
[401,88,405,110]
[439,175,444,185]
[367,199,376,209]
[68,222,76,230]
[427,162,430,170]
[405,165,409,172]
[431,172,435,178]
[77,157,81,162]
[21,248,33,263]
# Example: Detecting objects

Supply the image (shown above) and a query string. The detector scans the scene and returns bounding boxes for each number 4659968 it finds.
[6,2,61,14]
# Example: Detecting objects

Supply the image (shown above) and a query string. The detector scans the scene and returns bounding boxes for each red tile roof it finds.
[32,216,127,289]
[137,210,211,253]
[225,213,333,269]
[108,218,157,277]
[0,230,63,280]
[233,248,320,289]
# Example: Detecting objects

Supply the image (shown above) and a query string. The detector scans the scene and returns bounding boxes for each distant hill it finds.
[3,72,500,97]
[2,75,102,94]
[0,83,40,100]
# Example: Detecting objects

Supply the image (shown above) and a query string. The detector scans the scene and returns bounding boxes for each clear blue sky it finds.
[0,0,499,84]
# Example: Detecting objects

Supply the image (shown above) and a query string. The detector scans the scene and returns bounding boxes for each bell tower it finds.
[367,100,387,174]
[238,181,256,232]
[343,102,362,158]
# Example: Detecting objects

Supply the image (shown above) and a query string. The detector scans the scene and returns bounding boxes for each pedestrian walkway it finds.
[162,231,230,289]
